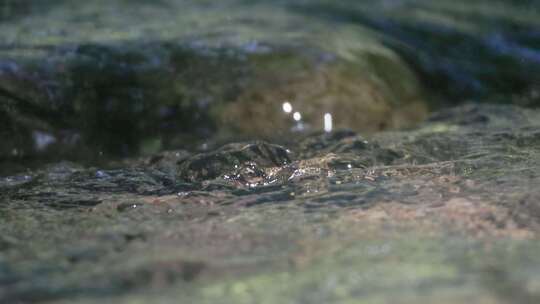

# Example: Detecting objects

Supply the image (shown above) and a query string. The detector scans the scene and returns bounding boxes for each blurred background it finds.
[1,0,539,174]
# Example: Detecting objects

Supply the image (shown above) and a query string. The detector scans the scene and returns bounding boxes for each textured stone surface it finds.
[2,1,540,303]
[2,104,540,303]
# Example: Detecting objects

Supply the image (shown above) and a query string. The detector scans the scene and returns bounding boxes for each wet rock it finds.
[216,50,428,137]
[0,0,432,169]
[0,40,427,165]
[297,130,402,166]
[177,142,291,183]
[2,104,540,303]
[290,1,540,105]
[1,1,540,303]
[116,202,144,213]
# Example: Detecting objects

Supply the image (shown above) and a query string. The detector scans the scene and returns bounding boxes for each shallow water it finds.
[1,1,540,303]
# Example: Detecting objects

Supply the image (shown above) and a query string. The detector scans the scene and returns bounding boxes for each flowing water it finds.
[1,1,540,303]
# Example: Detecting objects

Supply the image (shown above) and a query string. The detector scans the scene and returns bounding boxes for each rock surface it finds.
[3,0,539,169]
[0,0,431,167]
[2,104,540,303]
[2,1,540,303]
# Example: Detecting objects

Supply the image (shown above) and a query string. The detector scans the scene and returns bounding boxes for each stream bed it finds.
[1,1,540,303]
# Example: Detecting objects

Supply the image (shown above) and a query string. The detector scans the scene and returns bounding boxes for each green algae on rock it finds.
[0,40,428,165]
[214,48,428,138]
[2,104,540,303]
[2,1,540,303]
[5,0,540,168]
[0,0,431,170]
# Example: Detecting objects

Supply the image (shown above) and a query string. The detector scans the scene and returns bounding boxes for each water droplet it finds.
[282,101,293,113]
[32,131,56,151]
[116,202,142,212]
[324,113,333,132]
[95,170,110,179]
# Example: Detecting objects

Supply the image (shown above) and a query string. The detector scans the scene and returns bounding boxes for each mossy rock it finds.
[2,104,540,303]
[215,49,428,138]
